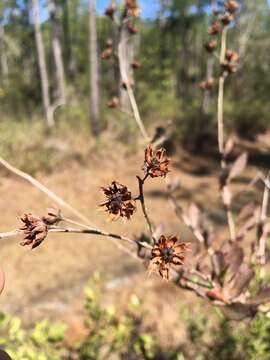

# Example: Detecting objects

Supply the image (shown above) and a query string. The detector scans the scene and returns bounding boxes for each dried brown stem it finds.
[136,174,154,237]
[0,225,152,251]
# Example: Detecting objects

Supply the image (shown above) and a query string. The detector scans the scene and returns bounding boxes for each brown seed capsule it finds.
[131,58,141,69]
[208,20,221,35]
[205,40,218,53]
[225,0,239,13]
[20,214,48,249]
[226,49,239,62]
[143,145,170,178]
[199,78,215,90]
[100,181,136,221]
[221,61,238,74]
[42,207,62,225]
[125,0,140,17]
[221,13,234,25]
[101,48,113,60]
[107,96,119,108]
[105,3,116,19]
[127,22,139,35]
[148,235,190,280]
[121,78,135,90]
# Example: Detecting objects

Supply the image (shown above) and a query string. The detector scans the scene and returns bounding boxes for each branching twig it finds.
[136,174,153,237]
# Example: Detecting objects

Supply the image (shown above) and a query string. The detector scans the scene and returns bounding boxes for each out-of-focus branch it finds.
[0,156,94,226]
[258,171,270,265]
[118,40,150,142]
[217,26,236,242]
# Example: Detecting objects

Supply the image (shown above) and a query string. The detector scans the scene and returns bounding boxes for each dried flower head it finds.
[205,40,218,53]
[101,40,113,60]
[125,0,140,17]
[221,61,238,74]
[127,22,139,34]
[105,3,116,19]
[131,58,141,69]
[226,49,239,62]
[225,0,239,13]
[42,207,62,225]
[20,214,48,249]
[107,96,120,108]
[149,235,189,280]
[121,78,135,90]
[208,21,221,35]
[143,145,170,178]
[221,13,234,25]
[100,181,136,221]
[199,78,215,90]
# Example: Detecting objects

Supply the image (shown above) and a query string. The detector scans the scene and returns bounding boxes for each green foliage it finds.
[77,273,157,360]
[0,313,66,360]
[180,303,270,360]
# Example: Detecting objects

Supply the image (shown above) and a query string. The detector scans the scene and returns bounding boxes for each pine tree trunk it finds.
[30,0,54,127]
[88,0,100,136]
[0,23,9,85]
[49,0,66,103]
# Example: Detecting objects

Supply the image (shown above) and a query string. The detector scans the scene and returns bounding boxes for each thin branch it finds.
[0,225,152,251]
[136,174,153,237]
[217,26,236,241]
[0,230,21,239]
[118,40,150,142]
[0,156,150,260]
[0,156,95,227]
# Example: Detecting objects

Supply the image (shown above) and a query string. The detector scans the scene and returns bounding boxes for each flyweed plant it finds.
[0,0,270,322]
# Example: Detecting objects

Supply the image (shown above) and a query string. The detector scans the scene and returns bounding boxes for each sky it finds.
[96,0,160,19]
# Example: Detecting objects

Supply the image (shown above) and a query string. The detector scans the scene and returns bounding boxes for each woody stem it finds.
[136,174,154,238]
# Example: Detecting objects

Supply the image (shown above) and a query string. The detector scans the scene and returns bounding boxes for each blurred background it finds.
[0,0,270,359]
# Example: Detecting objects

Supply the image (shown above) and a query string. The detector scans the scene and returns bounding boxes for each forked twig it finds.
[136,174,153,237]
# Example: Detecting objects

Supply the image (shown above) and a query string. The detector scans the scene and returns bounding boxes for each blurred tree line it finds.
[0,0,269,144]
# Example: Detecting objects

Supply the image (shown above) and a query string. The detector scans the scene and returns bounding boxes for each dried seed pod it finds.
[205,40,218,53]
[42,207,62,225]
[107,96,119,108]
[127,22,139,34]
[221,13,234,25]
[20,214,48,249]
[199,78,215,90]
[125,0,140,17]
[208,21,221,35]
[121,78,135,90]
[148,235,190,280]
[221,61,238,74]
[143,145,170,178]
[225,0,239,14]
[226,49,239,62]
[100,181,136,221]
[101,47,113,60]
[105,3,116,19]
[131,58,141,69]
